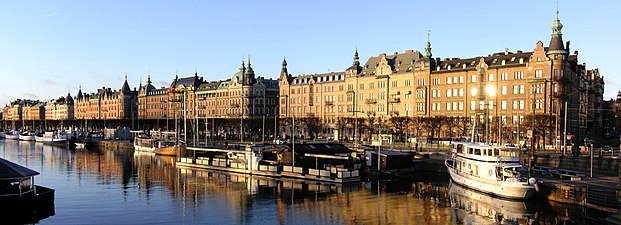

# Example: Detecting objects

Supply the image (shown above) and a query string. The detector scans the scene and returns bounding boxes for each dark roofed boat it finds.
[0,157,55,222]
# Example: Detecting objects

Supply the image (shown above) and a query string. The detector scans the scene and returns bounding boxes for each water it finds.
[0,140,616,224]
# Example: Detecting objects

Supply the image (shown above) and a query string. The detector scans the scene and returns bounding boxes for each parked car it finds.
[601,145,613,153]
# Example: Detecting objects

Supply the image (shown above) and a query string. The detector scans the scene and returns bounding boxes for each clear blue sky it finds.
[1,1,619,107]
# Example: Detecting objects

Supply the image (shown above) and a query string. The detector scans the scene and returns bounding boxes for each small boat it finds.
[5,130,20,140]
[133,135,156,153]
[0,131,5,139]
[445,141,537,199]
[35,132,68,146]
[18,131,36,141]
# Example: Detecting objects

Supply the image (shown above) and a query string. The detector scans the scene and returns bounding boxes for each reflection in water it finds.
[449,182,535,224]
[0,140,611,224]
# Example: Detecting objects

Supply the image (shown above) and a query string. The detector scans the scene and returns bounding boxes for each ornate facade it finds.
[74,77,138,122]
[279,13,603,147]
[44,93,75,121]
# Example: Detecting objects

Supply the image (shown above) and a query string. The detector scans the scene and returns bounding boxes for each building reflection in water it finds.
[0,140,610,224]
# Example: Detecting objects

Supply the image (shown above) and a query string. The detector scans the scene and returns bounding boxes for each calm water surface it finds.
[0,140,614,224]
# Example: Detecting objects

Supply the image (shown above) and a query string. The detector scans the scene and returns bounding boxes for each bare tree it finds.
[389,116,407,142]
[303,116,322,140]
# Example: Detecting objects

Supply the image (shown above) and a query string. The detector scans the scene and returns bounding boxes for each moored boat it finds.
[0,131,5,139]
[18,131,36,141]
[445,141,537,199]
[133,135,156,153]
[6,130,20,140]
[35,132,68,146]
[0,157,55,220]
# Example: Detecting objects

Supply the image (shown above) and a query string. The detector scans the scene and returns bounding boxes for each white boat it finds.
[75,143,86,149]
[445,141,537,199]
[0,131,5,139]
[133,135,156,153]
[18,131,36,141]
[5,130,19,140]
[35,132,68,145]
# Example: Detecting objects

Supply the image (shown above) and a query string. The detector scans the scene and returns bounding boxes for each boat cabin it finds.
[453,143,519,158]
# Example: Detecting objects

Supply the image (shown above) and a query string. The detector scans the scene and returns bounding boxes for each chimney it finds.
[504,48,509,55]
[574,50,579,55]
[405,49,414,53]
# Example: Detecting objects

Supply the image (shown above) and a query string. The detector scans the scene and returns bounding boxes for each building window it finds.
[405,80,411,87]
[514,71,523,80]
[488,74,494,81]
[513,100,518,109]
[513,85,519,95]
[535,70,543,78]
[501,72,508,81]
[446,102,451,111]
[447,77,452,84]
[447,89,452,97]
[459,102,464,111]
[519,100,525,109]
[501,100,506,110]
[520,85,525,94]
[501,86,507,95]
[470,101,476,110]
[471,75,477,83]
[459,88,464,97]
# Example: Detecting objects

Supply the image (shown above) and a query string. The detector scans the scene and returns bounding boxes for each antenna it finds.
[427,29,431,41]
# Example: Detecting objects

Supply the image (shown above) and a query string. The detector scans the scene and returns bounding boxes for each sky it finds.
[1,1,620,107]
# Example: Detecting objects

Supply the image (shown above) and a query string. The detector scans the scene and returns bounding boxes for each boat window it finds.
[474,149,481,155]
[487,149,493,156]
[468,148,473,154]
[456,144,463,153]
[494,149,500,156]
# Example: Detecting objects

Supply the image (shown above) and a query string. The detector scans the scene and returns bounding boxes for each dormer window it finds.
[462,64,466,69]
[501,60,506,65]
[511,56,516,61]
[447,65,451,70]
[519,58,524,64]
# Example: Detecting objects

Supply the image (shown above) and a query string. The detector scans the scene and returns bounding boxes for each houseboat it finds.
[445,142,537,199]
[177,143,362,183]
[0,157,55,220]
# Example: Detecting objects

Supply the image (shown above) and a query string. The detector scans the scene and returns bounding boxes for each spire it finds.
[121,73,131,94]
[282,57,287,68]
[147,74,151,84]
[423,30,432,58]
[353,48,360,67]
[547,4,567,55]
[245,56,254,75]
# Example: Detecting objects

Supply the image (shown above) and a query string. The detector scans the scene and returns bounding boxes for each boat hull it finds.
[19,135,35,141]
[0,132,5,139]
[155,145,186,156]
[446,161,535,199]
[6,134,19,140]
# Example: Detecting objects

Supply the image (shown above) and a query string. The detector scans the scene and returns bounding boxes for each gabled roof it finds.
[0,157,39,180]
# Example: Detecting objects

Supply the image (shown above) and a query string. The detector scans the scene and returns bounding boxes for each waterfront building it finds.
[163,60,279,141]
[2,99,41,128]
[137,75,169,129]
[44,93,75,122]
[279,12,603,148]
[74,76,138,127]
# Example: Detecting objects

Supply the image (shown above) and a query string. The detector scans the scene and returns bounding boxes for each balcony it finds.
[388,98,401,103]
[391,110,399,116]
[324,100,334,106]
[365,99,377,104]
[230,103,240,108]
